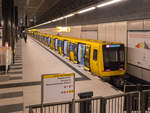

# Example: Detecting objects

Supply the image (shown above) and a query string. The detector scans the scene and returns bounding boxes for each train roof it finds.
[35,32,124,45]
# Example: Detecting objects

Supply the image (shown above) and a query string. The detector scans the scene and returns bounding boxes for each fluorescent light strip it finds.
[64,14,74,18]
[29,0,122,29]
[52,19,57,22]
[97,0,121,8]
[78,7,96,14]
[56,17,64,21]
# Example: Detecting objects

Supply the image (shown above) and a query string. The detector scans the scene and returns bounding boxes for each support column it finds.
[2,0,14,47]
[25,16,28,28]
[11,1,15,64]
[14,6,18,39]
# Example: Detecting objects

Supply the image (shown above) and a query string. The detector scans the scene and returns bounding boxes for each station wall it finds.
[38,19,150,82]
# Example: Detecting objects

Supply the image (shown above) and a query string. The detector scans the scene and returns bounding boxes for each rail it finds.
[29,90,150,113]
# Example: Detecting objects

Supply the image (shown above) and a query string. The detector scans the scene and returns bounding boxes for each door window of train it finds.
[85,46,91,68]
[64,40,68,56]
[54,39,58,50]
[69,43,73,51]
[57,40,60,49]
[103,44,125,71]
[78,44,86,65]
[73,44,78,61]
[48,38,51,46]
[58,40,61,47]
[61,41,64,52]
[67,42,70,57]
[93,49,97,61]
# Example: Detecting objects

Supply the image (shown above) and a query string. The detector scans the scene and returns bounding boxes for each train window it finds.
[93,49,97,61]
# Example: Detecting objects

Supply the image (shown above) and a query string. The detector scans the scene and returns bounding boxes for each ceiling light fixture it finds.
[97,0,121,8]
[56,17,64,21]
[64,14,75,18]
[77,7,96,14]
[29,0,123,29]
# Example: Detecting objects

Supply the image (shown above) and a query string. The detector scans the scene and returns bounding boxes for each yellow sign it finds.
[43,73,74,79]
[56,26,71,32]
[42,73,75,103]
[31,29,38,32]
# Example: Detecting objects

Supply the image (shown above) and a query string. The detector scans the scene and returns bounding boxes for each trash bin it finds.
[78,91,93,113]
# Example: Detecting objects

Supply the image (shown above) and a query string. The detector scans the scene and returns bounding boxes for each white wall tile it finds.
[127,20,144,30]
[144,19,150,30]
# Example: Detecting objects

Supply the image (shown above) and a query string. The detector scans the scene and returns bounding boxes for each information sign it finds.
[41,73,75,103]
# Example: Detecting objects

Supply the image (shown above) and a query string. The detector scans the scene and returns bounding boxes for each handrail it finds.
[30,90,141,109]
[30,100,72,109]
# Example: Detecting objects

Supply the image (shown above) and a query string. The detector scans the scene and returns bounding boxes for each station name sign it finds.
[56,26,71,32]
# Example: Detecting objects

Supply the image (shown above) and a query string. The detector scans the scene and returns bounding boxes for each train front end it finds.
[101,43,126,76]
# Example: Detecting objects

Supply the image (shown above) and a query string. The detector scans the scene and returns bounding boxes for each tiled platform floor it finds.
[0,36,122,113]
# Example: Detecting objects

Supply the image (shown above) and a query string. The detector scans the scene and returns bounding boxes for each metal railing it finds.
[29,89,150,113]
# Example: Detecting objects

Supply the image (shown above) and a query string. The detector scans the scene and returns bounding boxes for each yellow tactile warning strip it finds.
[43,73,74,79]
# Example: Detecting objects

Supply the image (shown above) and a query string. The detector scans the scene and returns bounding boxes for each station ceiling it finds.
[0,0,102,26]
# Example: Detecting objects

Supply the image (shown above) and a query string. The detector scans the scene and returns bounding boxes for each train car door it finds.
[64,40,68,56]
[84,45,91,71]
[61,41,64,55]
[44,36,46,44]
[78,43,86,66]
[90,45,100,75]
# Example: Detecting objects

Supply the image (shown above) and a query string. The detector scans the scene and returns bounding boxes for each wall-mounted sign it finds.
[41,73,75,104]
[128,31,150,70]
[56,26,71,32]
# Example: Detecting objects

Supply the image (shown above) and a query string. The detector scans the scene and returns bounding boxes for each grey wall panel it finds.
[80,31,98,40]
[127,65,143,80]
[142,70,150,82]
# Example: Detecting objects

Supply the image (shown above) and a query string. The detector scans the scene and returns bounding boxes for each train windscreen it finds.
[103,44,125,71]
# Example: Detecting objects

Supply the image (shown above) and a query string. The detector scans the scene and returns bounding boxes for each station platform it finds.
[0,35,122,113]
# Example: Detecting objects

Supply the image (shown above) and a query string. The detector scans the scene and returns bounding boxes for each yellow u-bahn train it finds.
[30,31,126,83]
